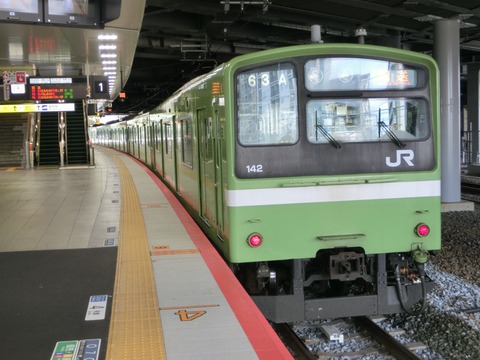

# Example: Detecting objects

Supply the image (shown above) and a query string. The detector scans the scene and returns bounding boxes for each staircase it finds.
[0,114,28,167]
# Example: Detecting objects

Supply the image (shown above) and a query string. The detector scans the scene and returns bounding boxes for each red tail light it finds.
[247,233,263,247]
[415,223,430,237]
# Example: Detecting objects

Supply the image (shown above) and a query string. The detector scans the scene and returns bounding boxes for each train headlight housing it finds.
[415,223,430,237]
[247,233,263,247]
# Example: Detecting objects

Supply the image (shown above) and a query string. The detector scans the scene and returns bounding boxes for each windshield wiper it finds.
[316,124,341,148]
[315,112,341,148]
[378,121,405,148]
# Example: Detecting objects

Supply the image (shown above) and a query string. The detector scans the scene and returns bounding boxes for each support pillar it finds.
[433,19,461,203]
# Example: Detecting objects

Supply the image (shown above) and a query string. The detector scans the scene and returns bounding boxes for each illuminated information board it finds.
[26,76,109,100]
[29,76,88,100]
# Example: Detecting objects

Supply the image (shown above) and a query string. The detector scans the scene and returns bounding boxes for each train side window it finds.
[181,117,193,167]
[155,122,162,151]
[139,125,145,145]
[236,62,298,146]
[164,123,173,158]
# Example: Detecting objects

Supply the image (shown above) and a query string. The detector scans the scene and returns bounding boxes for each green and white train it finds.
[92,43,441,322]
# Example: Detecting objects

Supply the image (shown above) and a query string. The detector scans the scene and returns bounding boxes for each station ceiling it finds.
[0,1,144,107]
[118,0,480,112]
[1,1,480,114]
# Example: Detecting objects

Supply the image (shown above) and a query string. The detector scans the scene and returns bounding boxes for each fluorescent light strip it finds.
[98,34,118,40]
[99,45,117,50]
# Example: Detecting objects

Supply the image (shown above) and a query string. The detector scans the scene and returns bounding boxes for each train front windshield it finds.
[235,56,435,178]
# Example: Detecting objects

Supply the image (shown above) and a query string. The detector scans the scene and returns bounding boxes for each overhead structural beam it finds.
[220,1,271,14]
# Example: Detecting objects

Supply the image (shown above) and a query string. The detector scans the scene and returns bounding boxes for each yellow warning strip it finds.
[105,157,166,360]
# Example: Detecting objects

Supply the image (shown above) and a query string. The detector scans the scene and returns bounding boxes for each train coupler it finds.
[256,263,278,294]
[329,251,372,282]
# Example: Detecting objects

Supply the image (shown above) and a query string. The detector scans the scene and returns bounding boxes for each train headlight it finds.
[247,233,263,247]
[415,223,430,237]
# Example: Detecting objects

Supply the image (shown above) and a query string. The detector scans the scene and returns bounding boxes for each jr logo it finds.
[386,149,414,167]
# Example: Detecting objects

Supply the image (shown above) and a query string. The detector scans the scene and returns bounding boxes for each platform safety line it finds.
[105,156,166,360]
[159,304,220,311]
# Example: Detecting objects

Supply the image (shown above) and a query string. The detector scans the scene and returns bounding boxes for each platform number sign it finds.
[92,77,109,99]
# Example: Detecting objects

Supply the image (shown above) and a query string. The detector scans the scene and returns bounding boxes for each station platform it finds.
[0,147,292,360]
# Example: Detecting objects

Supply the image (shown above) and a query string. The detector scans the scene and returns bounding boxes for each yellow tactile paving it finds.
[105,156,166,360]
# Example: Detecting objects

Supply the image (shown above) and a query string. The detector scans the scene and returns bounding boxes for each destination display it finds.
[29,77,88,100]
[3,75,109,100]
[304,57,425,92]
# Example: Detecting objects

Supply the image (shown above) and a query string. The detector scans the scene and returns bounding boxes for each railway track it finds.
[271,322,317,360]
[461,184,480,196]
[461,178,480,206]
[277,316,427,359]
[461,176,480,198]
[353,317,424,360]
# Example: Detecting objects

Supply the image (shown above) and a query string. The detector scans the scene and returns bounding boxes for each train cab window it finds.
[236,63,298,146]
[306,98,429,145]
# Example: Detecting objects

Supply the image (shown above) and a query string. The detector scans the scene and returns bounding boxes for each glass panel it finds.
[139,126,145,145]
[164,123,172,157]
[236,63,298,145]
[305,58,423,91]
[181,118,193,167]
[306,98,429,144]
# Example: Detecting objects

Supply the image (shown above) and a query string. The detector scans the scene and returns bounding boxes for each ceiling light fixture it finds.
[99,45,117,50]
[98,34,118,40]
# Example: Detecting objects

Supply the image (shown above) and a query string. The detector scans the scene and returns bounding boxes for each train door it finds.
[126,127,131,154]
[214,109,225,235]
[157,120,165,177]
[164,116,179,192]
[173,116,179,192]
[149,123,156,168]
[145,123,151,165]
[137,126,141,158]
[143,124,148,164]
[198,108,217,227]
[121,127,126,152]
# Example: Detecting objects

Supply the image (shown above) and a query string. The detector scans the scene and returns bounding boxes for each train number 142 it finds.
[246,164,263,173]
